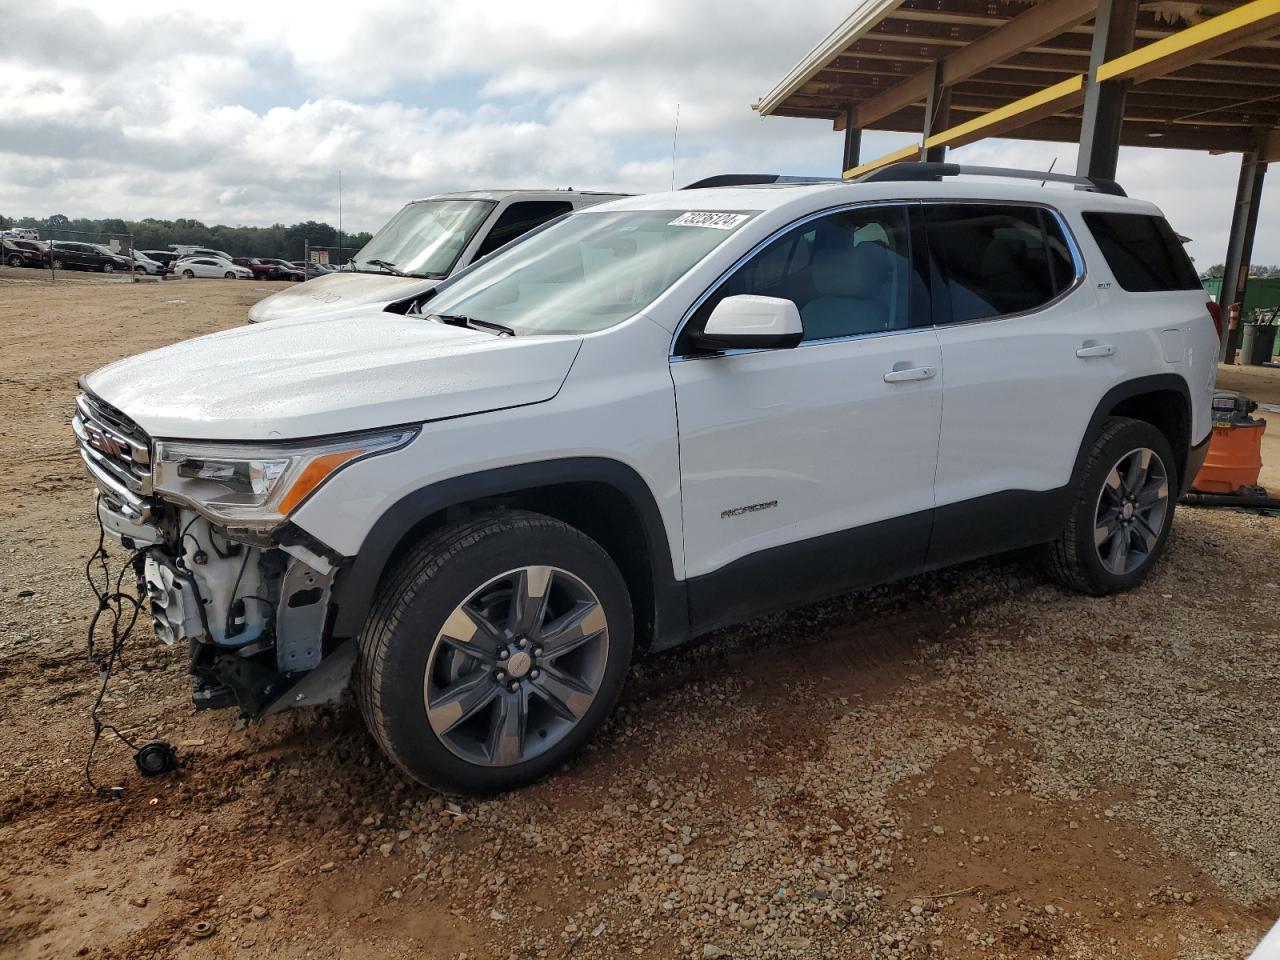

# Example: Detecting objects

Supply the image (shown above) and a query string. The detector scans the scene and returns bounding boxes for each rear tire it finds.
[356,510,633,794]
[6,254,21,267]
[102,262,113,274]
[1046,417,1177,595]
[182,269,194,279]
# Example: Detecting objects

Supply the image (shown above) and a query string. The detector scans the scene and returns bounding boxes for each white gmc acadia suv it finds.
[75,164,1218,793]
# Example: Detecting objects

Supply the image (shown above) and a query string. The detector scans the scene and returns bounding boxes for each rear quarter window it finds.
[1082,211,1201,292]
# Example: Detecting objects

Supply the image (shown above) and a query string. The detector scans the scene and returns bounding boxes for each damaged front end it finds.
[73,391,411,716]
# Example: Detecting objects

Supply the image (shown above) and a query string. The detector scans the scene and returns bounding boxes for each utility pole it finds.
[337,169,343,267]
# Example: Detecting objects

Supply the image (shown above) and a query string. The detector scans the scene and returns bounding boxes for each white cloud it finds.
[0,0,1275,265]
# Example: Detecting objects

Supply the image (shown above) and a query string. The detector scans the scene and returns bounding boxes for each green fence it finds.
[1202,276,1280,361]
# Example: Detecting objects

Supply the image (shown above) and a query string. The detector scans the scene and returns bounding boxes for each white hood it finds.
[247,272,442,323]
[83,310,583,441]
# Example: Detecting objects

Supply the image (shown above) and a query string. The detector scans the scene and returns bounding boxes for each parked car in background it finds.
[292,261,335,279]
[1,228,40,241]
[248,189,627,322]
[3,238,49,268]
[176,256,253,280]
[231,257,285,280]
[132,250,167,276]
[141,250,181,269]
[49,241,133,273]
[257,258,305,281]
[170,246,235,262]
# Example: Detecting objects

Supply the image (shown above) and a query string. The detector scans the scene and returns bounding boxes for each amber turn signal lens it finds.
[278,449,362,515]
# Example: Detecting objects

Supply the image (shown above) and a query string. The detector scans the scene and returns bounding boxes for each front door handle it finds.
[883,365,937,384]
[1076,342,1115,359]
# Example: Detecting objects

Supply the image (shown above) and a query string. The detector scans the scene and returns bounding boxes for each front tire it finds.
[102,262,113,273]
[356,510,633,794]
[1047,417,1176,595]
[7,254,22,267]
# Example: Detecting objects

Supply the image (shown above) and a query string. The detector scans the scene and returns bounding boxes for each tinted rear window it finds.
[1082,212,1200,292]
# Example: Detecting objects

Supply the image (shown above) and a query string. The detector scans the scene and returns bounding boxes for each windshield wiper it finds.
[365,258,406,276]
[431,313,516,337]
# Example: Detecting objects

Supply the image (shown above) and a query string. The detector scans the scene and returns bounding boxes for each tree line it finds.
[0,213,374,261]
[1201,263,1280,280]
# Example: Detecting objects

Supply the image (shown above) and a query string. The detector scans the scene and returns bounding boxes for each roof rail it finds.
[856,162,1126,197]
[681,174,836,189]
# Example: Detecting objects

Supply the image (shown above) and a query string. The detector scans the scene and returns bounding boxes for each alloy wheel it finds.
[1093,447,1169,576]
[424,565,610,767]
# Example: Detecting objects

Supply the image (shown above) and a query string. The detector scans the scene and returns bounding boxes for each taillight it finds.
[1206,301,1223,341]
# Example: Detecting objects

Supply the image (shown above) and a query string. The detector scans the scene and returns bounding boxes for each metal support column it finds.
[842,106,862,173]
[1218,147,1268,363]
[1076,0,1138,179]
[922,60,952,163]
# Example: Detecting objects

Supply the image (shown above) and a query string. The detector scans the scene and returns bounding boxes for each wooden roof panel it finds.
[755,0,1280,153]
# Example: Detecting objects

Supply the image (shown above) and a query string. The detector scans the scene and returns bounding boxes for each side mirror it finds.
[691,295,803,351]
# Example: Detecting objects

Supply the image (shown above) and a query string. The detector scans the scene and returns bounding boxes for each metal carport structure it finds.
[753,0,1280,359]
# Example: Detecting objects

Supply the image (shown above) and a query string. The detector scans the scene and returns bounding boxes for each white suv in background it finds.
[75,164,1217,793]
[175,256,253,280]
[247,188,628,323]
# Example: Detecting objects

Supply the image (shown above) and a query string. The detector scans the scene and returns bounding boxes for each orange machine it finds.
[1190,391,1266,496]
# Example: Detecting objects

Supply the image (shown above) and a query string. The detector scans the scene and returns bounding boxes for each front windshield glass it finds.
[353,199,496,278]
[421,209,756,335]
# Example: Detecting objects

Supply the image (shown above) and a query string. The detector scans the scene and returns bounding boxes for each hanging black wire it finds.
[83,505,156,797]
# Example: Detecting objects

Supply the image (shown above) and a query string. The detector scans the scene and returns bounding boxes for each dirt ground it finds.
[1,276,1278,960]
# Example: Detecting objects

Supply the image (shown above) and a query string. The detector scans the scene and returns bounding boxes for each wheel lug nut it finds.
[509,682,519,692]
[532,647,542,657]
[517,638,528,649]
[530,669,540,680]
[498,650,509,659]
[495,671,506,682]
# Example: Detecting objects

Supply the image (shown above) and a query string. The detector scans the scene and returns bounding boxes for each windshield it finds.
[353,199,496,278]
[420,209,756,335]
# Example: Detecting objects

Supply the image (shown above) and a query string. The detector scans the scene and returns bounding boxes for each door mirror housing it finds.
[691,295,803,351]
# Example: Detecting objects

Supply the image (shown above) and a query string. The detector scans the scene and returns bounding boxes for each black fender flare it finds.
[327,457,689,646]
[1069,372,1194,491]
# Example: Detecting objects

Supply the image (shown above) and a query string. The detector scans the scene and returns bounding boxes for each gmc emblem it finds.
[84,423,130,460]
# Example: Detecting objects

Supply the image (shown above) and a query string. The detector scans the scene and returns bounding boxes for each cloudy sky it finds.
[1,0,1275,265]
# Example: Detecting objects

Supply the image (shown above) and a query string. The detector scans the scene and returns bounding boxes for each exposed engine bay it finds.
[98,497,353,717]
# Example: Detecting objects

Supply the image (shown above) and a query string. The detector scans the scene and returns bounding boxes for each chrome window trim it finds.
[668,197,1087,362]
[915,198,1087,329]
[669,199,920,362]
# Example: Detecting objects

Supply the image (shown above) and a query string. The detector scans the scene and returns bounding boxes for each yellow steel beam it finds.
[923,75,1085,150]
[842,76,1085,177]
[1096,0,1280,84]
[843,143,923,179]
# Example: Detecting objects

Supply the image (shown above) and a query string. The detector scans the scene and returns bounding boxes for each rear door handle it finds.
[883,365,937,384]
[1076,342,1115,358]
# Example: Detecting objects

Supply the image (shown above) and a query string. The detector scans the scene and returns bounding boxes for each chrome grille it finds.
[73,392,153,520]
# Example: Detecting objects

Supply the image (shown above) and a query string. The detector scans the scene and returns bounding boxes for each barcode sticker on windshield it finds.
[669,212,750,230]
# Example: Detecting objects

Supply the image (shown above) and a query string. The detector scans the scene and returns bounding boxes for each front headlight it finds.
[154,428,417,529]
